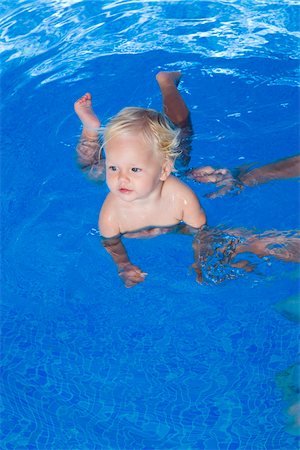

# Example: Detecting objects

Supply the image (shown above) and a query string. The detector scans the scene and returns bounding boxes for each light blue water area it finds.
[1,1,300,448]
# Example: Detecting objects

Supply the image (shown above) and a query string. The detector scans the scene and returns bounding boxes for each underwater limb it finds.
[192,226,245,283]
[229,259,256,273]
[240,154,300,187]
[234,232,300,263]
[191,261,203,284]
[187,154,300,198]
[118,262,147,288]
[187,166,245,199]
[102,236,147,287]
[191,226,300,284]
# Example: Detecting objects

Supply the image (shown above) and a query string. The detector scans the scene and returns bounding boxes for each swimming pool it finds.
[1,0,299,448]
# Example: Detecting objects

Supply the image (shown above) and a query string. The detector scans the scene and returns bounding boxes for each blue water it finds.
[1,1,300,449]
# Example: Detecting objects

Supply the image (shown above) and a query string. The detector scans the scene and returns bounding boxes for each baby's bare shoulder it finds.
[163,176,206,229]
[164,175,197,198]
[100,192,117,213]
[99,193,120,237]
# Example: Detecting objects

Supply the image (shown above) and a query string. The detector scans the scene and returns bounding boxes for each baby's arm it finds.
[177,183,207,283]
[99,198,147,288]
[181,185,207,229]
[102,237,147,288]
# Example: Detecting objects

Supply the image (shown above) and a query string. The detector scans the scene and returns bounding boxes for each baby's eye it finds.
[108,166,117,171]
[131,167,141,173]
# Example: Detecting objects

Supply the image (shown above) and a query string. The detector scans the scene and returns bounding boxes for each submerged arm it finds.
[102,236,131,267]
[187,154,300,198]
[101,236,147,288]
[240,154,300,186]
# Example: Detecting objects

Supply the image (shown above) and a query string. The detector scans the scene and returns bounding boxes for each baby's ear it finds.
[160,159,173,181]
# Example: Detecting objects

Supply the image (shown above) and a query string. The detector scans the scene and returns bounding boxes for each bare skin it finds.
[74,72,206,288]
[99,133,206,287]
[74,72,299,287]
[188,155,300,198]
[193,227,300,283]
[74,71,192,175]
[235,232,300,263]
[74,82,300,197]
[156,71,193,167]
[156,71,190,127]
[74,71,189,143]
[74,93,105,177]
[241,155,300,186]
[74,92,101,139]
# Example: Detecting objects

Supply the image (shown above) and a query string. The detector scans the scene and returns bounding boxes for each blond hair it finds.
[103,107,182,168]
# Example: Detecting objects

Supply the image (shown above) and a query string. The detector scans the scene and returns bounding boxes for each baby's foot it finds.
[156,71,182,88]
[74,93,101,138]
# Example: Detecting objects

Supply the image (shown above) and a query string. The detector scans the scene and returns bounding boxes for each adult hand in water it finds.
[188,155,300,198]
[187,166,244,199]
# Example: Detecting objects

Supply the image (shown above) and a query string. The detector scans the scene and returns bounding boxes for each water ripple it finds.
[1,0,299,84]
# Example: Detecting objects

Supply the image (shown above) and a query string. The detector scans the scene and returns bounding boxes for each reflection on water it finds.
[1,0,299,85]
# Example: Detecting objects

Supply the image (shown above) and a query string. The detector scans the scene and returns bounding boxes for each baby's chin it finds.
[112,189,152,203]
[114,190,137,202]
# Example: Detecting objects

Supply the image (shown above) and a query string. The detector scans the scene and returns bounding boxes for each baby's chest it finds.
[118,202,182,233]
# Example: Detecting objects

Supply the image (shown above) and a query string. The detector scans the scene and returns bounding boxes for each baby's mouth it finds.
[119,187,132,194]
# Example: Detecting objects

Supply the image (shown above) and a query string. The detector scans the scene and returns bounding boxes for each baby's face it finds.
[105,132,169,203]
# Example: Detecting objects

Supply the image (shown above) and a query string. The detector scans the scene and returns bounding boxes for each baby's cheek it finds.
[106,172,114,181]
[106,176,114,190]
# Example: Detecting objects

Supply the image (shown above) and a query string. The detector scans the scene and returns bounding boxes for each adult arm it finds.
[187,154,300,198]
[240,154,300,186]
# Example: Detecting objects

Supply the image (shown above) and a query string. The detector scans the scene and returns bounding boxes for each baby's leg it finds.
[156,71,193,166]
[74,92,101,139]
[74,93,104,179]
[156,72,191,128]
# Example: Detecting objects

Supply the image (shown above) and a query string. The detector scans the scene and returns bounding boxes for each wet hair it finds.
[103,107,182,168]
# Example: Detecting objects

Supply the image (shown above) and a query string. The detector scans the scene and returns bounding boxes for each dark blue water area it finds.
[1,10,300,450]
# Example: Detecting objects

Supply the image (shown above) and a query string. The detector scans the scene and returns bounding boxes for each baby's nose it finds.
[118,171,130,182]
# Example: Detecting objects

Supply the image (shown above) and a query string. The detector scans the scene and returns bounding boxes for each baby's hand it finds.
[187,166,243,199]
[118,263,147,288]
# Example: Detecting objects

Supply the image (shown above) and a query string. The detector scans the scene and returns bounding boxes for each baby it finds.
[74,71,299,287]
[75,72,206,287]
